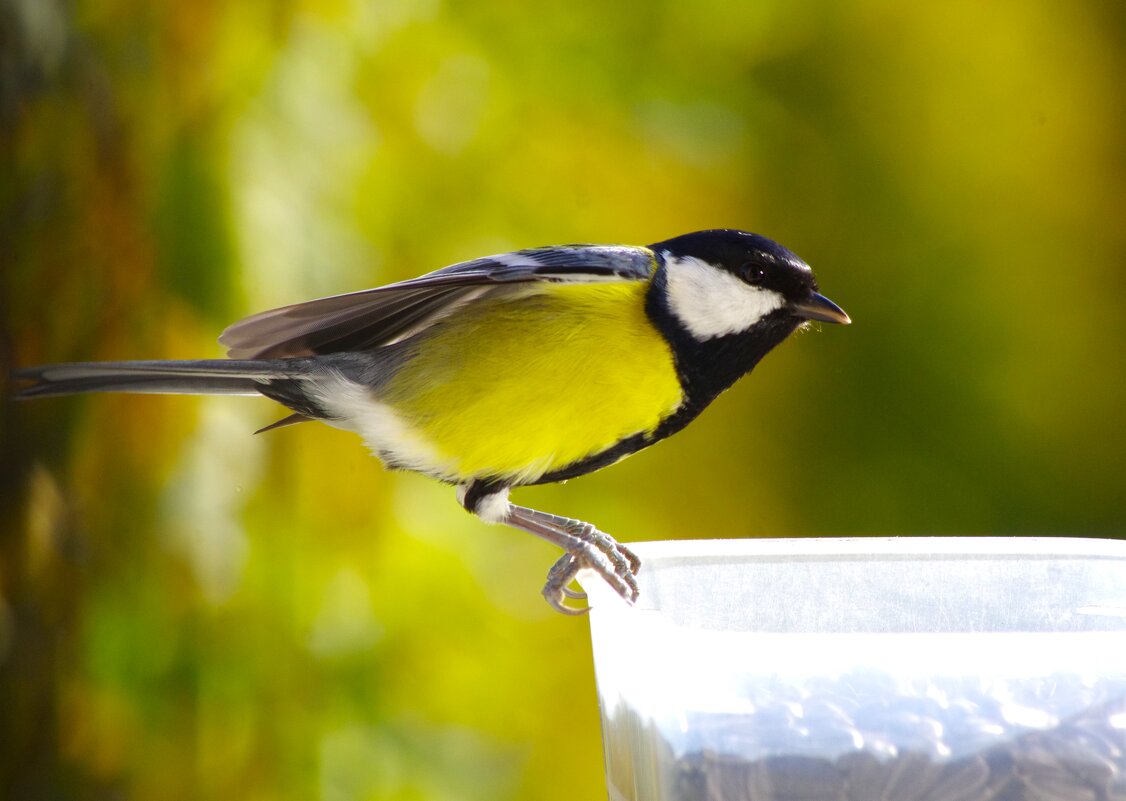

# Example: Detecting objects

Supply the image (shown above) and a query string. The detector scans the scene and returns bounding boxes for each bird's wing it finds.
[219,245,657,359]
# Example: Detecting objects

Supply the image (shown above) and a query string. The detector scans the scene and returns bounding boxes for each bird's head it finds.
[649,229,850,342]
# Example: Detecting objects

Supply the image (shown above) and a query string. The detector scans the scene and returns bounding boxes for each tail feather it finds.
[12,359,306,399]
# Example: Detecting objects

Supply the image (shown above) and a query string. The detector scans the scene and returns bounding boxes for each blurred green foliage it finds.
[1,0,1124,799]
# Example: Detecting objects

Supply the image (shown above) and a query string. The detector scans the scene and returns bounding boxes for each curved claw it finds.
[562,586,587,600]
[545,593,591,616]
[543,554,591,614]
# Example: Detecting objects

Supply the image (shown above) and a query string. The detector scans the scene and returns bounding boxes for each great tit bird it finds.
[15,229,849,613]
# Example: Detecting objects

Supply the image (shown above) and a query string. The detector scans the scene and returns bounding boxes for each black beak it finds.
[791,293,851,325]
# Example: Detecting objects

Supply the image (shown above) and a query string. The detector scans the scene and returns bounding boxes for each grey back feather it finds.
[218,245,656,360]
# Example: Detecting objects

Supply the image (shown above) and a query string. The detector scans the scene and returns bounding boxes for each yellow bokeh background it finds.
[2,1,1124,799]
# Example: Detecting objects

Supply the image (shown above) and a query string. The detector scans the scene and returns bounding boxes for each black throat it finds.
[523,266,801,488]
[643,265,802,436]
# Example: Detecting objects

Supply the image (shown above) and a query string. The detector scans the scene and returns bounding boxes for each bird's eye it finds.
[741,262,768,284]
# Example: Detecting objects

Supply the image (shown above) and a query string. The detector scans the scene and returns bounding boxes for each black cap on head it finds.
[649,229,821,305]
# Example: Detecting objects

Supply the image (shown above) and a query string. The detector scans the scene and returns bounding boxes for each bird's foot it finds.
[540,520,640,615]
[502,504,641,614]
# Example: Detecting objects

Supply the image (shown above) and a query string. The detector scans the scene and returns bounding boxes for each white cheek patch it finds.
[663,254,785,340]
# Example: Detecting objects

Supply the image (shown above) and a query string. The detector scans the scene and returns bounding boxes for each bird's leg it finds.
[503,504,640,614]
[457,482,640,614]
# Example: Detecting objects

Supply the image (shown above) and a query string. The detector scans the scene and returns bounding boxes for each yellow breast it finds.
[378,281,684,484]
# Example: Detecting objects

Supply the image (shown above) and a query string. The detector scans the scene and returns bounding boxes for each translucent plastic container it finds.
[582,537,1126,801]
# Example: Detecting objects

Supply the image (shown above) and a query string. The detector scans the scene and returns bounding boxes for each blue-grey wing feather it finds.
[220,245,657,359]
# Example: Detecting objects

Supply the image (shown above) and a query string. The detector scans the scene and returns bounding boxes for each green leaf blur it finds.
[1,1,1123,799]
